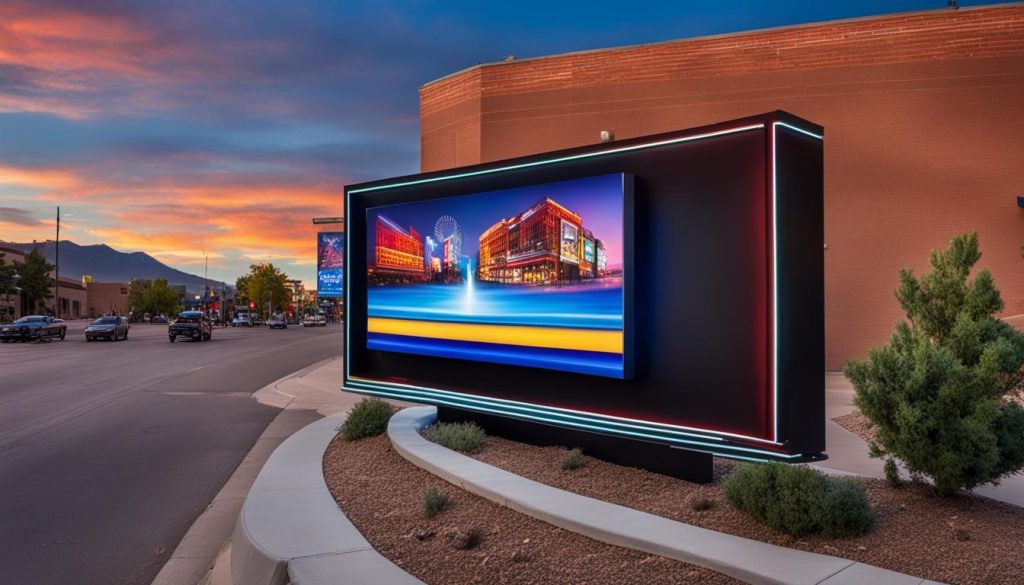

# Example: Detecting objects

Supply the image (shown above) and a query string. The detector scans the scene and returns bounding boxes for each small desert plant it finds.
[561,448,585,470]
[689,497,716,512]
[420,486,451,518]
[451,527,484,550]
[426,421,486,453]
[723,462,874,537]
[341,398,393,441]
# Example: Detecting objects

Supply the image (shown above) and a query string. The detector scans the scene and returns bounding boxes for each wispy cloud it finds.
[0,205,39,226]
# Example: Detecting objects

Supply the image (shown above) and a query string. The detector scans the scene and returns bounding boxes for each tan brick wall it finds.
[419,5,1024,370]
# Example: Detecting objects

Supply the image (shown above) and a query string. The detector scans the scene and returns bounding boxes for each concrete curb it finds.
[389,406,943,585]
[231,414,423,585]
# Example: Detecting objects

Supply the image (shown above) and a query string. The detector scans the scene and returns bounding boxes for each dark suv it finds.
[169,311,212,342]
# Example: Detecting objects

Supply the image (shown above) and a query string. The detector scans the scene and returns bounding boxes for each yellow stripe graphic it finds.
[368,317,622,354]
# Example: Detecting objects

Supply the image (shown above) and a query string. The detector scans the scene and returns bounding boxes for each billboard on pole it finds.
[317,232,344,298]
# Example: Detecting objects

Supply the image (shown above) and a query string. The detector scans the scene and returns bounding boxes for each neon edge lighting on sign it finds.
[345,120,823,462]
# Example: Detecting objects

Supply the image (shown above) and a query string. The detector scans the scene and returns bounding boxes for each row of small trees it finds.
[1,250,296,323]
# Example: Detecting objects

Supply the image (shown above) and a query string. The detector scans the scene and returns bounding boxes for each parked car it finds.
[85,316,130,341]
[169,311,212,342]
[302,314,326,327]
[267,315,287,329]
[150,315,168,324]
[0,315,67,342]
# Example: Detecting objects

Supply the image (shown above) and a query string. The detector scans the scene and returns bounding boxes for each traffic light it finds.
[249,301,255,309]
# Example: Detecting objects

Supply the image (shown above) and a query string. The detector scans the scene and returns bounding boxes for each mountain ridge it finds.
[0,240,227,294]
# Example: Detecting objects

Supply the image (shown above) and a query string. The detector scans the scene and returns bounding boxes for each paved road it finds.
[0,322,342,584]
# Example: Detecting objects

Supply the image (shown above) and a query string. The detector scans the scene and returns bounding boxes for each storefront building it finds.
[418,4,1024,369]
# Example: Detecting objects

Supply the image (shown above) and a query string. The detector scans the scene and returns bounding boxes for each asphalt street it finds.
[0,321,342,584]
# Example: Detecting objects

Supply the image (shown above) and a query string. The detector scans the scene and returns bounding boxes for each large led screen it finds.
[317,232,344,297]
[366,174,628,378]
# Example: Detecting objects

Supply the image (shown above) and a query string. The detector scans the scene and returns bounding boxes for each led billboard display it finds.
[344,112,824,465]
[317,232,344,297]
[366,174,628,378]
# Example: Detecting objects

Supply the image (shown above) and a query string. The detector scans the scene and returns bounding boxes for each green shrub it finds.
[818,478,875,538]
[420,486,451,518]
[426,421,486,453]
[341,398,393,441]
[845,233,1024,496]
[561,448,585,470]
[723,462,873,537]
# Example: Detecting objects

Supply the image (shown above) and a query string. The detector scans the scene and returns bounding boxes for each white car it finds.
[302,314,326,327]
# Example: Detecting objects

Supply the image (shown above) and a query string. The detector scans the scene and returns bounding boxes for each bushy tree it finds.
[0,252,16,301]
[845,233,1024,496]
[239,263,289,318]
[0,252,15,321]
[13,247,54,313]
[128,279,152,318]
[144,278,181,317]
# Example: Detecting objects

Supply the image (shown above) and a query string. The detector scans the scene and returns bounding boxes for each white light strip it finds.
[349,124,766,194]
[770,120,824,443]
[775,121,823,141]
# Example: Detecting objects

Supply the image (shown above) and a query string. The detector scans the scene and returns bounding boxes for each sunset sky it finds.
[1,0,1009,287]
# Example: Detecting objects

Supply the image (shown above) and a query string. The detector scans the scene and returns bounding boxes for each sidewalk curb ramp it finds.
[231,414,423,585]
[389,406,944,585]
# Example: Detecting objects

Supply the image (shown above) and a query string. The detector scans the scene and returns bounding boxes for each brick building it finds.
[85,282,130,318]
[418,4,1024,369]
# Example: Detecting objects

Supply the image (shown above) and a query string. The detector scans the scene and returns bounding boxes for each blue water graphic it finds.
[368,278,623,330]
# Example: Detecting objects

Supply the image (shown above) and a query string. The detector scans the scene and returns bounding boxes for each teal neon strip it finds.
[349,375,722,441]
[348,124,765,194]
[344,379,801,460]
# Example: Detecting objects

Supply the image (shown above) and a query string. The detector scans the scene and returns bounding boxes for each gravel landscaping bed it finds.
[832,411,877,443]
[322,432,739,585]
[470,435,1024,585]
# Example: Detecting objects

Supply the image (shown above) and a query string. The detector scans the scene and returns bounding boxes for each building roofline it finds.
[420,2,1023,90]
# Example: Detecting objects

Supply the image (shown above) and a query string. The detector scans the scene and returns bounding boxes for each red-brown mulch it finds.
[323,432,740,585]
[469,435,1024,585]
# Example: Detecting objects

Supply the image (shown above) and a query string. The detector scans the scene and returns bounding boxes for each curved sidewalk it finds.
[389,406,943,585]
[231,413,423,585]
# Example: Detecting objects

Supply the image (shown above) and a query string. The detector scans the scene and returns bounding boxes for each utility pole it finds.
[203,248,209,319]
[55,206,60,319]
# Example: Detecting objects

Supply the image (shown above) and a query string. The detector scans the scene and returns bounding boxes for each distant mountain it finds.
[2,240,227,294]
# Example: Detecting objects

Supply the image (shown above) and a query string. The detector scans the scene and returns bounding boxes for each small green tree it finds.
[845,233,1024,496]
[13,247,54,313]
[143,278,181,317]
[0,252,16,321]
[128,279,152,318]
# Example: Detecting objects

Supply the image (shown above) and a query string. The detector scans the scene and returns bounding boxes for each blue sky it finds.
[0,0,1010,286]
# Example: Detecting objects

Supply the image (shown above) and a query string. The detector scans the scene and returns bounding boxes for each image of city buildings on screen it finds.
[366,173,626,378]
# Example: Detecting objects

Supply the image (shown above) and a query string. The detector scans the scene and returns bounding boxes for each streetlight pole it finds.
[55,206,60,319]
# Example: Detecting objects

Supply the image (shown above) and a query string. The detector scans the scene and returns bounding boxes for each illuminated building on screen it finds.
[374,215,426,280]
[478,198,606,285]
